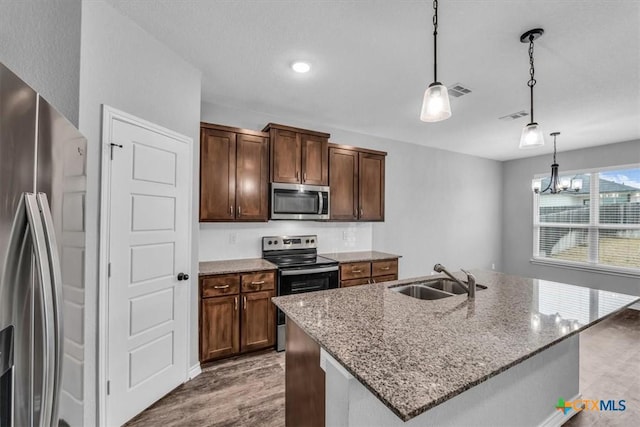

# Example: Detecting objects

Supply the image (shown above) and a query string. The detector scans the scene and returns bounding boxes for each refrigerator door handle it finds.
[24,194,56,427]
[36,193,63,426]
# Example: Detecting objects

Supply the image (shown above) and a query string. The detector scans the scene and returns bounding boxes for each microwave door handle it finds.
[318,191,323,215]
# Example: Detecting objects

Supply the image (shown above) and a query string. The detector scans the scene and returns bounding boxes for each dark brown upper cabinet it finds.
[200,123,269,222]
[263,123,329,186]
[329,143,386,222]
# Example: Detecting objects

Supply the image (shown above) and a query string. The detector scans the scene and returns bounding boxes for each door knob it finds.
[177,273,189,281]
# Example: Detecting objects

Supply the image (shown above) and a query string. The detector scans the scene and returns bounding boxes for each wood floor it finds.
[125,350,285,427]
[126,309,639,427]
[564,309,640,427]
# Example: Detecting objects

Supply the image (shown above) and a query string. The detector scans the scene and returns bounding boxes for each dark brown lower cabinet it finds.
[339,259,399,287]
[241,290,275,352]
[200,295,239,361]
[200,270,276,363]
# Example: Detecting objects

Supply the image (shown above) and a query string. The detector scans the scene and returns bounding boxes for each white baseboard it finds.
[188,363,202,380]
[538,393,582,427]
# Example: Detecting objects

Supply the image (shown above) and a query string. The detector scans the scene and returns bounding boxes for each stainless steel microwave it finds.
[270,183,330,220]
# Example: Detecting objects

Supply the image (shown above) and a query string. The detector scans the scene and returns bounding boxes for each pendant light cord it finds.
[527,35,537,122]
[552,134,557,164]
[433,0,438,82]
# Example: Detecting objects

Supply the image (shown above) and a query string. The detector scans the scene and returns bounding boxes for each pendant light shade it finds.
[519,122,545,149]
[420,82,451,122]
[420,0,451,123]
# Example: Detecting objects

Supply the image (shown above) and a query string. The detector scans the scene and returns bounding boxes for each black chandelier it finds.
[532,132,583,194]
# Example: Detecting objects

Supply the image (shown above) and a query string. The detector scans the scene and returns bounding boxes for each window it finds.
[532,165,640,274]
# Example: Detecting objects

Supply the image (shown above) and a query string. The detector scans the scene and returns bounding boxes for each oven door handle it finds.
[318,191,323,215]
[281,266,338,276]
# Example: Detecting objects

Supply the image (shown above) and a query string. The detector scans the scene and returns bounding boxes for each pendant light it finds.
[519,28,545,148]
[532,132,583,194]
[420,0,451,122]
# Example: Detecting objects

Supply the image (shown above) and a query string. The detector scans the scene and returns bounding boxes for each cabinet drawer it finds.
[371,274,397,283]
[202,274,240,297]
[340,262,371,280]
[341,278,371,287]
[371,259,398,277]
[241,271,276,292]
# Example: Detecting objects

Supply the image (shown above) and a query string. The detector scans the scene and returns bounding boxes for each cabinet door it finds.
[271,129,301,183]
[241,290,275,352]
[200,128,236,221]
[200,295,239,361]
[329,147,358,220]
[359,153,385,221]
[301,134,328,185]
[236,134,269,221]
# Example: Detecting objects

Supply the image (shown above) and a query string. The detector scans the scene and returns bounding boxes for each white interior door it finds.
[104,110,191,426]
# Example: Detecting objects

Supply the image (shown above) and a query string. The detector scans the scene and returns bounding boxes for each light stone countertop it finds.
[272,270,639,421]
[199,258,277,276]
[320,251,401,263]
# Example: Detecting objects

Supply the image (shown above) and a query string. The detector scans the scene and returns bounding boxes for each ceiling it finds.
[105,0,640,161]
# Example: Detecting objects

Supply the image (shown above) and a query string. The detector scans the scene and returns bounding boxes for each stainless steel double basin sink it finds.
[391,278,487,300]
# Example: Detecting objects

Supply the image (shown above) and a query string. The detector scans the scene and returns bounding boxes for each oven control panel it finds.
[262,235,317,251]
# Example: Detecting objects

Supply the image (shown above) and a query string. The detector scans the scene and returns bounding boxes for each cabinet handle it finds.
[303,172,307,182]
[367,278,372,284]
[352,269,362,273]
[230,205,233,217]
[381,266,390,271]
[238,206,241,216]
[243,296,247,310]
[251,280,265,285]
[360,208,363,217]
[371,278,376,284]
[295,171,299,180]
[213,284,230,289]
[234,296,238,311]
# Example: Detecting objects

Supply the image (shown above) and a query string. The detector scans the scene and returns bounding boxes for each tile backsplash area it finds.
[199,221,373,261]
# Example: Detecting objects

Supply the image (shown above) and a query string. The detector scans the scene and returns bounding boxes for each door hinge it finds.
[108,262,111,278]
[107,380,110,395]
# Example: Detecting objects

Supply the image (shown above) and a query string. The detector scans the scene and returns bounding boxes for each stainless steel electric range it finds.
[262,235,339,351]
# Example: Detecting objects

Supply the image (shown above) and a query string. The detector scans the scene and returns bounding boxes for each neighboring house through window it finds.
[532,165,640,275]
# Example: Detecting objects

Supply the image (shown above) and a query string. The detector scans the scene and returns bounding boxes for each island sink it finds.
[391,278,487,299]
[392,284,452,300]
[424,278,488,295]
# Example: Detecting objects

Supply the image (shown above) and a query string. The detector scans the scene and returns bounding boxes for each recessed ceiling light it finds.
[291,62,310,73]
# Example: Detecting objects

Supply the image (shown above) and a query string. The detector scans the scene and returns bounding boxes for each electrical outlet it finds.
[229,232,237,244]
[491,263,496,270]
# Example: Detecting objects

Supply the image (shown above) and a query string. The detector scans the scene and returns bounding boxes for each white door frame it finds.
[97,105,193,426]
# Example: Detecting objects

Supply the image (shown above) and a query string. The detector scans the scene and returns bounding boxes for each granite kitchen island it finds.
[272,271,639,426]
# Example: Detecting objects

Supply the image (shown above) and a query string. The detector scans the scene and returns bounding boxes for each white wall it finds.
[78,1,201,425]
[502,139,640,297]
[0,0,82,125]
[200,102,503,279]
[200,222,372,260]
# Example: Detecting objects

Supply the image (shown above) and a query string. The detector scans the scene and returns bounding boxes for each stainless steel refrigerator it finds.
[0,62,87,427]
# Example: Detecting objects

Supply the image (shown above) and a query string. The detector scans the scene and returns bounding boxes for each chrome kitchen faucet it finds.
[433,264,476,299]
